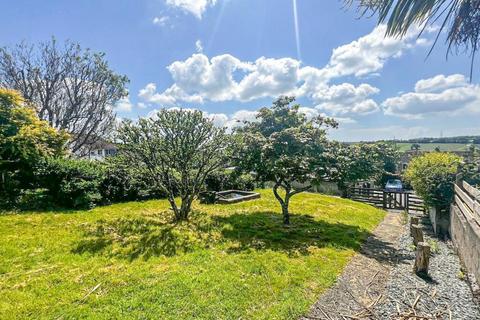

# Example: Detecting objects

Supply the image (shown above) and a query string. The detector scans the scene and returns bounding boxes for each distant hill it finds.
[352,135,480,152]
[386,136,480,144]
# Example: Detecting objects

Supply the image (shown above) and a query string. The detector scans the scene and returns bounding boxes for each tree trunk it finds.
[414,242,430,276]
[410,216,419,236]
[411,224,424,246]
[179,195,193,221]
[273,182,291,226]
[281,201,290,225]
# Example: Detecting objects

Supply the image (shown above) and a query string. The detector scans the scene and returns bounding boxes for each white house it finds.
[81,139,118,160]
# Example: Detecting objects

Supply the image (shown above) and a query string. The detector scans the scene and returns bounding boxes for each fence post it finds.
[406,192,410,213]
[382,191,387,209]
[414,242,431,276]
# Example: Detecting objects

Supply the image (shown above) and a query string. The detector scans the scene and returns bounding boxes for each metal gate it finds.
[348,187,425,213]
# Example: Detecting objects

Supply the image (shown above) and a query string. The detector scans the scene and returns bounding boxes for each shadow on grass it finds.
[213,211,370,255]
[73,210,403,262]
[73,212,217,260]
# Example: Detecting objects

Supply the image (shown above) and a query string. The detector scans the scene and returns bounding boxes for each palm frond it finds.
[346,0,480,79]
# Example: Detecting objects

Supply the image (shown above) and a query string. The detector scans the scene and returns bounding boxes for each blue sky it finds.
[1,0,479,141]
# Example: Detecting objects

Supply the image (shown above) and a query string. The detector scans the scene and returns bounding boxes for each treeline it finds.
[388,136,480,144]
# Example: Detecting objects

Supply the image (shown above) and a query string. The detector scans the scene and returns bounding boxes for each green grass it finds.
[0,189,385,320]
[396,143,478,152]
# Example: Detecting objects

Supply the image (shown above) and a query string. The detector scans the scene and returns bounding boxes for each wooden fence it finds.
[453,181,480,227]
[348,187,425,213]
[450,181,480,283]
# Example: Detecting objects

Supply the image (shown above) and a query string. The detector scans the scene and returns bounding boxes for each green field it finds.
[0,190,385,319]
[395,143,478,152]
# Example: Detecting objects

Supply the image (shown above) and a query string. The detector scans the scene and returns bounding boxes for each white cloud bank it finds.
[165,0,217,19]
[138,24,431,117]
[383,74,480,119]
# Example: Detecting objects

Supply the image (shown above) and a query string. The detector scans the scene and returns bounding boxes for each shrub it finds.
[36,158,105,209]
[0,88,68,208]
[204,170,255,191]
[100,156,167,203]
[404,152,462,208]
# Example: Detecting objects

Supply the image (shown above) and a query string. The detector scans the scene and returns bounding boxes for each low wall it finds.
[428,207,450,237]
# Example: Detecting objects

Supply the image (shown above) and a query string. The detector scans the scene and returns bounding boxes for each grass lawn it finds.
[0,189,385,319]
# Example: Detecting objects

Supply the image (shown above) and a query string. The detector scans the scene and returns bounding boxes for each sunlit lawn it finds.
[0,189,385,319]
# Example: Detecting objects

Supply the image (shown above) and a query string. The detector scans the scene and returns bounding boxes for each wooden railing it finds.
[453,181,480,227]
[347,187,425,213]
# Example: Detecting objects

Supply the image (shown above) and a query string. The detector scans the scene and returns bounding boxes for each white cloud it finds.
[312,83,380,115]
[322,24,429,79]
[138,24,433,117]
[414,74,468,93]
[298,107,357,124]
[115,96,134,112]
[195,40,203,53]
[139,83,177,106]
[383,74,480,119]
[153,16,169,26]
[166,0,217,19]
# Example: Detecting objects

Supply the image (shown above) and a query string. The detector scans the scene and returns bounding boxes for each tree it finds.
[117,109,230,221]
[0,88,68,205]
[347,0,480,78]
[0,38,128,154]
[404,152,462,208]
[411,143,421,152]
[235,96,337,225]
[331,142,400,196]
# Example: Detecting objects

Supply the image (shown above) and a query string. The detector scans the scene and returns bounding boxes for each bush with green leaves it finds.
[0,89,68,208]
[404,152,462,208]
[36,158,105,209]
[204,170,255,192]
[100,156,168,203]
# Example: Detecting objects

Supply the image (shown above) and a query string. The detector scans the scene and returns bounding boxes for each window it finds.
[106,149,117,156]
[97,150,103,156]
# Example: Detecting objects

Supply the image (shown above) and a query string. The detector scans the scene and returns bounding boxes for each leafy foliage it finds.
[0,88,68,207]
[100,155,168,203]
[404,152,462,208]
[463,143,480,187]
[117,109,230,221]
[204,169,255,192]
[330,142,399,195]
[235,96,337,224]
[36,158,105,209]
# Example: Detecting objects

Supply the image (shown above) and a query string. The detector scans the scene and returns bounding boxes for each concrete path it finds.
[301,211,405,319]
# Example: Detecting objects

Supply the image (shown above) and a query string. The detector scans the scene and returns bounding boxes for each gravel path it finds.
[374,216,480,319]
[303,212,480,320]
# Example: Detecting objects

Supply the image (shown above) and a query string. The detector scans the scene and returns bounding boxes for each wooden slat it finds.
[454,195,480,228]
[463,181,480,199]
[455,195,474,219]
[455,184,476,213]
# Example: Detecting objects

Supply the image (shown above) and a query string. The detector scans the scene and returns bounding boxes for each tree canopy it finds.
[235,96,337,225]
[0,38,128,154]
[0,88,68,205]
[331,142,399,195]
[117,109,230,221]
